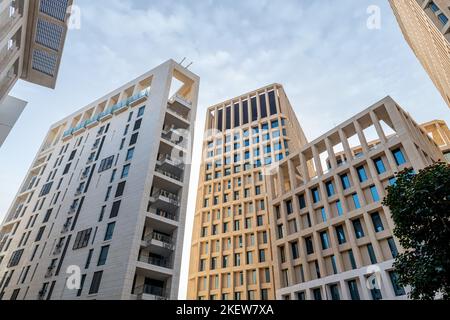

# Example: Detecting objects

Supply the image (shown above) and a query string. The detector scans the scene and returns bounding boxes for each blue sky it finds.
[1,0,449,298]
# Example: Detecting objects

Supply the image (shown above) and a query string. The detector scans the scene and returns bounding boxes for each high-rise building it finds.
[188,84,308,300]
[389,0,450,108]
[266,96,444,300]
[0,59,199,300]
[421,119,450,162]
[0,0,72,146]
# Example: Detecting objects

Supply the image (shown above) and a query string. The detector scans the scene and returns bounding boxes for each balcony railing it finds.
[135,285,168,300]
[145,232,173,245]
[61,222,71,234]
[138,255,171,268]
[155,168,182,182]
[151,189,180,207]
[37,288,47,300]
[151,208,177,222]
[45,266,56,278]
[62,90,149,139]
[157,154,184,169]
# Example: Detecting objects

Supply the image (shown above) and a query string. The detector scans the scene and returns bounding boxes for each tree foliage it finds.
[383,162,450,300]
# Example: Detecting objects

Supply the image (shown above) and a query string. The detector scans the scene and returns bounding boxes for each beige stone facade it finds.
[266,96,443,300]
[421,119,450,161]
[389,0,450,108]
[188,84,308,300]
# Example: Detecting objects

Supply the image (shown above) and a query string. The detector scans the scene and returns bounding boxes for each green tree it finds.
[383,162,450,300]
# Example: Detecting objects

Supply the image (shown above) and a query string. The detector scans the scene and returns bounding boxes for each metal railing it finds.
[138,255,171,268]
[151,189,180,206]
[155,167,182,182]
[62,90,149,138]
[135,284,168,300]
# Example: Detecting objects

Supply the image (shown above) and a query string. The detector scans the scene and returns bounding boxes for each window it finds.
[313,288,322,300]
[35,226,46,242]
[348,250,357,269]
[89,271,103,294]
[121,164,130,178]
[77,274,86,297]
[110,200,121,218]
[115,181,126,197]
[374,157,386,174]
[305,237,314,255]
[329,284,340,300]
[285,200,293,215]
[389,271,406,296]
[387,237,398,258]
[320,232,330,250]
[370,185,380,202]
[392,148,406,166]
[7,249,24,267]
[311,188,320,203]
[321,207,327,222]
[367,243,377,264]
[438,13,448,25]
[340,174,351,190]
[347,280,360,300]
[259,249,266,262]
[336,200,343,216]
[335,225,346,244]
[356,166,368,182]
[133,118,142,131]
[298,194,306,209]
[352,219,365,239]
[126,148,135,161]
[371,212,384,232]
[73,228,92,250]
[137,105,145,117]
[39,182,53,197]
[352,193,361,209]
[104,222,115,241]
[325,181,335,197]
[97,245,110,266]
[98,156,114,173]
[130,132,139,146]
[85,249,93,269]
[291,242,299,259]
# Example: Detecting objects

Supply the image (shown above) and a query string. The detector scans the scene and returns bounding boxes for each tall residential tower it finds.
[0,59,199,300]
[188,84,308,300]
[389,0,450,108]
[0,0,72,146]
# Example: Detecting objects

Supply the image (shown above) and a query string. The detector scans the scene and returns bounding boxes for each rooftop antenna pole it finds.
[185,62,193,69]
[179,57,186,66]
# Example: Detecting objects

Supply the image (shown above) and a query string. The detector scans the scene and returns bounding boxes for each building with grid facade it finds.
[266,96,444,300]
[0,0,72,147]
[0,59,199,300]
[421,119,450,162]
[389,0,450,108]
[187,84,308,300]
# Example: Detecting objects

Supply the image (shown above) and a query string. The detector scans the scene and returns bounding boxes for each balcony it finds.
[61,90,149,140]
[0,69,17,97]
[0,42,18,72]
[156,154,184,176]
[165,107,190,129]
[53,244,63,255]
[135,285,168,300]
[45,265,55,278]
[0,9,21,40]
[143,232,174,251]
[149,189,180,212]
[61,222,71,234]
[37,288,47,300]
[138,255,171,269]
